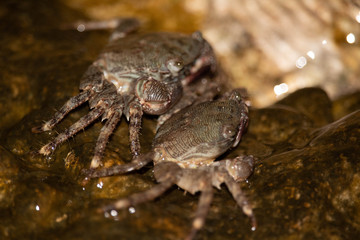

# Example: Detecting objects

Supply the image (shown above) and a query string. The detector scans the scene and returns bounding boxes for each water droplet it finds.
[129,207,136,214]
[77,24,85,32]
[110,210,118,217]
[96,181,103,189]
[346,33,355,44]
[295,56,307,69]
[306,51,315,60]
[356,12,360,23]
[274,83,289,97]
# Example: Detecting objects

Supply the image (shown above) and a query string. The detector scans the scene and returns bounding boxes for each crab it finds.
[82,89,256,240]
[32,18,217,168]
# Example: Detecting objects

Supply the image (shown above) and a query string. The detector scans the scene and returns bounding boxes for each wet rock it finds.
[0,146,20,209]
[249,110,360,240]
[333,90,360,120]
[276,87,334,127]
[248,106,312,147]
[8,179,78,239]
[310,110,360,148]
[4,87,360,240]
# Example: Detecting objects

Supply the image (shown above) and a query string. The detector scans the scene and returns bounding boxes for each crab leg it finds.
[32,90,91,133]
[102,180,174,212]
[83,152,154,178]
[224,175,256,230]
[128,101,143,157]
[186,183,213,240]
[39,107,105,155]
[90,106,123,169]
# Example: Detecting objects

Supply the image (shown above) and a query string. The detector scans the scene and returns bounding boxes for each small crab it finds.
[83,89,256,240]
[32,18,216,168]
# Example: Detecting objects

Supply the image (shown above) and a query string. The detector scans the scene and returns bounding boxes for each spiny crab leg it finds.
[186,183,213,240]
[128,101,143,157]
[90,105,123,168]
[39,107,105,155]
[32,90,91,133]
[224,174,257,231]
[102,180,175,212]
[83,152,154,178]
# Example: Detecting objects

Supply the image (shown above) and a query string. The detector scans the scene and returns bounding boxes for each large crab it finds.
[32,18,216,168]
[83,89,256,240]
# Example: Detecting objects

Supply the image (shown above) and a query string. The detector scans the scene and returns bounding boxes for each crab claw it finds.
[226,155,255,182]
[135,78,182,115]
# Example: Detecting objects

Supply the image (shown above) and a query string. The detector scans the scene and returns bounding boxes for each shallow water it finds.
[1,1,360,240]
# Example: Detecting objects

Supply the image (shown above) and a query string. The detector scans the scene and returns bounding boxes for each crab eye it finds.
[229,90,242,102]
[166,58,184,74]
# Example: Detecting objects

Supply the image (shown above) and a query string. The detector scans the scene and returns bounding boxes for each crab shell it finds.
[80,31,216,117]
[152,89,249,168]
